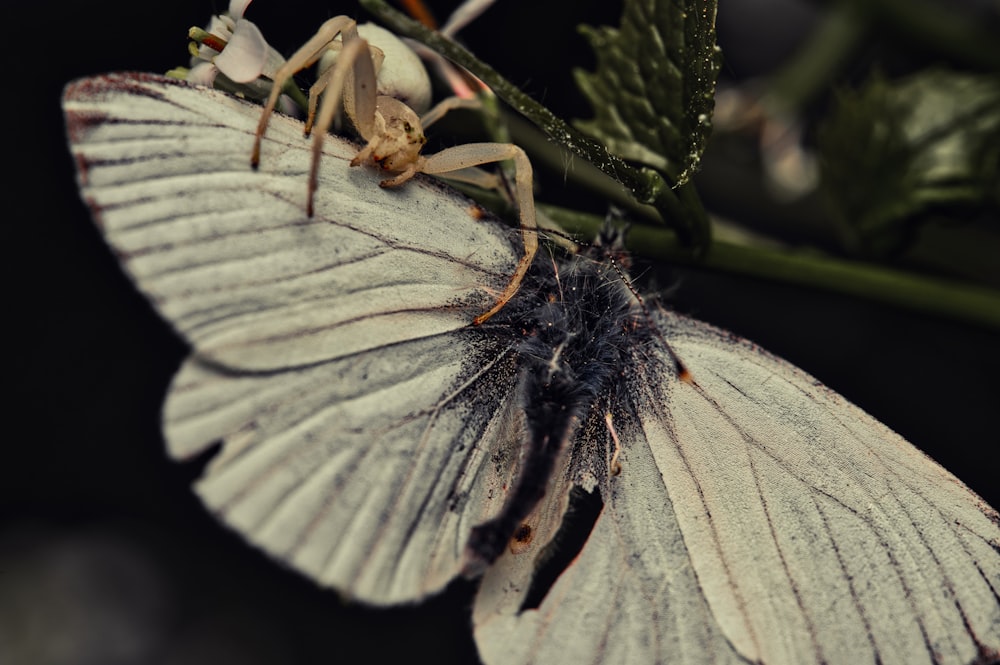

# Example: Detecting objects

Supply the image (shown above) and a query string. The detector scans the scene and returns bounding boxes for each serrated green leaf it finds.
[819,69,1000,258]
[573,0,721,186]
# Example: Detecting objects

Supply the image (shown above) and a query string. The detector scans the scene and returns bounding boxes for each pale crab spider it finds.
[251,17,537,326]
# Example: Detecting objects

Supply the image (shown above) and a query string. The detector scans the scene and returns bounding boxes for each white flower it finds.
[178,0,293,107]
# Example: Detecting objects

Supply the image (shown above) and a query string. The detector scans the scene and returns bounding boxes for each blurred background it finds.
[6,0,998,663]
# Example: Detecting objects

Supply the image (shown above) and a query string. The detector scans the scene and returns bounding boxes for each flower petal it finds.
[214,19,269,83]
[228,0,253,20]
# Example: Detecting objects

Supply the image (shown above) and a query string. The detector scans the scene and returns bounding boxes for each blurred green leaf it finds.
[574,0,722,186]
[819,69,1000,259]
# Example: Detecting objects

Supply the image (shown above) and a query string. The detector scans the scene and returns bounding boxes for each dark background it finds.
[5,1,998,663]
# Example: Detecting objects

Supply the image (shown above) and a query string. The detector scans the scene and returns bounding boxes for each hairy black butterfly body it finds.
[464,241,649,571]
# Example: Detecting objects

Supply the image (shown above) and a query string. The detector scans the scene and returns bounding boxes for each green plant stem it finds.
[360,0,711,251]
[544,205,1000,330]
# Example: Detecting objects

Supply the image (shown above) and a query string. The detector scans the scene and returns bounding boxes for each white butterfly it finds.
[63,72,1000,665]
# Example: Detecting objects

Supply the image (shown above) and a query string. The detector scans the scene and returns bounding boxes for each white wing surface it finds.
[475,312,1000,665]
[64,73,525,603]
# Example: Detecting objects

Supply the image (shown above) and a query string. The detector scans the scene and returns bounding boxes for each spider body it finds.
[351,95,428,181]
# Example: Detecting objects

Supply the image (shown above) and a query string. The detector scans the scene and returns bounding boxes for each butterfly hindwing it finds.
[474,309,1000,665]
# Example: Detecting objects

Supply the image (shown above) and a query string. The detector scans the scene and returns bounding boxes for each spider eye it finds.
[403,121,412,132]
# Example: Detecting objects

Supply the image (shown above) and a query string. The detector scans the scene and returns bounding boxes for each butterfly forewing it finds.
[64,72,529,603]
[65,72,518,372]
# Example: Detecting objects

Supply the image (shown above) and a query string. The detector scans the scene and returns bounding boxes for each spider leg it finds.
[378,162,422,188]
[252,16,360,167]
[306,37,375,216]
[429,166,504,191]
[308,42,385,135]
[421,143,537,324]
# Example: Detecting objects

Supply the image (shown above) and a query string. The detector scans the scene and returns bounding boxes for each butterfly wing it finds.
[63,73,525,603]
[474,311,1000,665]
[64,73,515,371]
[474,418,749,665]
